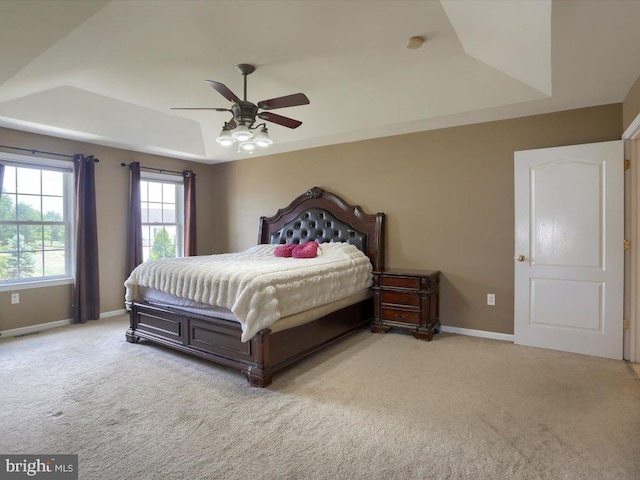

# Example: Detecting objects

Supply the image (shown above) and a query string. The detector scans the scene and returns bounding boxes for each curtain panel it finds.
[73,154,100,323]
[127,162,143,273]
[0,164,4,194]
[183,170,197,256]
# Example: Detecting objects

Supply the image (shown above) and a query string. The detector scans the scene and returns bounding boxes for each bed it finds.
[125,186,385,387]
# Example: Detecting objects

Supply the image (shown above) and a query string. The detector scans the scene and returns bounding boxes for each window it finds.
[140,173,183,262]
[0,156,73,286]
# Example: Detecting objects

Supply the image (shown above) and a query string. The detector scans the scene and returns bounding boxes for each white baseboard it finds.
[100,309,127,319]
[2,313,511,341]
[440,325,514,342]
[0,319,71,338]
[0,309,128,338]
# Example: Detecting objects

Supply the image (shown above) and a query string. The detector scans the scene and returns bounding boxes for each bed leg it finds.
[244,367,272,388]
[125,329,140,343]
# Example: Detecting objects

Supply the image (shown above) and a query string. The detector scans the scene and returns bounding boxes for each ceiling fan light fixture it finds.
[216,125,235,146]
[232,123,253,142]
[240,141,256,152]
[254,125,273,147]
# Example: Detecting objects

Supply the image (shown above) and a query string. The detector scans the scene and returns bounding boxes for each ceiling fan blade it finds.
[170,107,231,111]
[257,93,310,110]
[205,80,241,103]
[258,112,303,129]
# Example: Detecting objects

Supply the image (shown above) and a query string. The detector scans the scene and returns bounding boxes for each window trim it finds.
[0,152,75,289]
[0,277,73,293]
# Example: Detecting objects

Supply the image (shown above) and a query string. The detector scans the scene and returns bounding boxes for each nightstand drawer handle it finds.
[393,313,407,320]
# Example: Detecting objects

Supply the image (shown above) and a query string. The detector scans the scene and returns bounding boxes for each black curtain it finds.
[127,162,143,273]
[183,170,197,256]
[73,154,100,323]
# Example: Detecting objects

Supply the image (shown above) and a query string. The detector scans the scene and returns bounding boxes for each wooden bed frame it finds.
[126,187,385,387]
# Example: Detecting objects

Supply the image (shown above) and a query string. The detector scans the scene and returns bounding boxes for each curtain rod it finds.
[120,162,183,175]
[0,144,76,159]
[0,144,99,162]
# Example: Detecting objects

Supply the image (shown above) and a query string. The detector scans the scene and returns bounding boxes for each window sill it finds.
[0,277,74,292]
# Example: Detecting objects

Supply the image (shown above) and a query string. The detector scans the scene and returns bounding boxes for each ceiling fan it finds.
[172,64,310,151]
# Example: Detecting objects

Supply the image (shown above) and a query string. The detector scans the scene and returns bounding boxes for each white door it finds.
[514,140,623,359]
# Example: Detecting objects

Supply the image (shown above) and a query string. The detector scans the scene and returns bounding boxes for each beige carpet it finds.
[1,315,639,480]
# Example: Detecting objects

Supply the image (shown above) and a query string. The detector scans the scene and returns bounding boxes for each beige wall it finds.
[210,104,622,335]
[0,127,217,331]
[0,103,624,335]
[623,74,640,131]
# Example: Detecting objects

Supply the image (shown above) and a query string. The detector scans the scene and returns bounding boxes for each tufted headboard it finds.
[258,187,385,270]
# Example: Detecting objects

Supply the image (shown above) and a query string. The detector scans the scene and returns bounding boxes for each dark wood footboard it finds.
[126,297,373,387]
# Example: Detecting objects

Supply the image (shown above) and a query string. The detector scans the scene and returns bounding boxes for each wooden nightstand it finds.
[371,268,441,341]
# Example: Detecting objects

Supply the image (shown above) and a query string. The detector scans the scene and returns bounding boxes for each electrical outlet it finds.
[487,293,495,306]
[11,293,19,304]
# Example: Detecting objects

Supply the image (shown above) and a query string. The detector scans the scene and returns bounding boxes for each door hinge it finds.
[623,319,630,330]
[624,239,630,250]
[625,159,631,170]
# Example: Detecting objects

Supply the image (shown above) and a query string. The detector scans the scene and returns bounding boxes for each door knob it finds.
[516,255,526,262]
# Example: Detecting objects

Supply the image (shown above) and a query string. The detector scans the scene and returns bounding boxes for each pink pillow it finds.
[292,242,319,259]
[274,244,297,257]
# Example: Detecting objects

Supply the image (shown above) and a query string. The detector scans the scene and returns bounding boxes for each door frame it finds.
[623,113,640,363]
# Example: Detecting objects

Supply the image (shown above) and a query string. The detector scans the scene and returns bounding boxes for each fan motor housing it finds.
[232,101,259,127]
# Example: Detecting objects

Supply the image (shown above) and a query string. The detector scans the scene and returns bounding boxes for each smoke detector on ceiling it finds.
[406,36,425,49]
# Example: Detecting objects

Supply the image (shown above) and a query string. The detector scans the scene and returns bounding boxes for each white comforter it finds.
[124,242,373,342]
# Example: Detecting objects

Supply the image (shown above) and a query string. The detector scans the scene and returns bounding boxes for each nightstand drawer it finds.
[380,275,420,290]
[381,308,420,324]
[380,290,420,308]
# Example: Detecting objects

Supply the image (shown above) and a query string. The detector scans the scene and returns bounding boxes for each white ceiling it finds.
[0,0,639,164]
